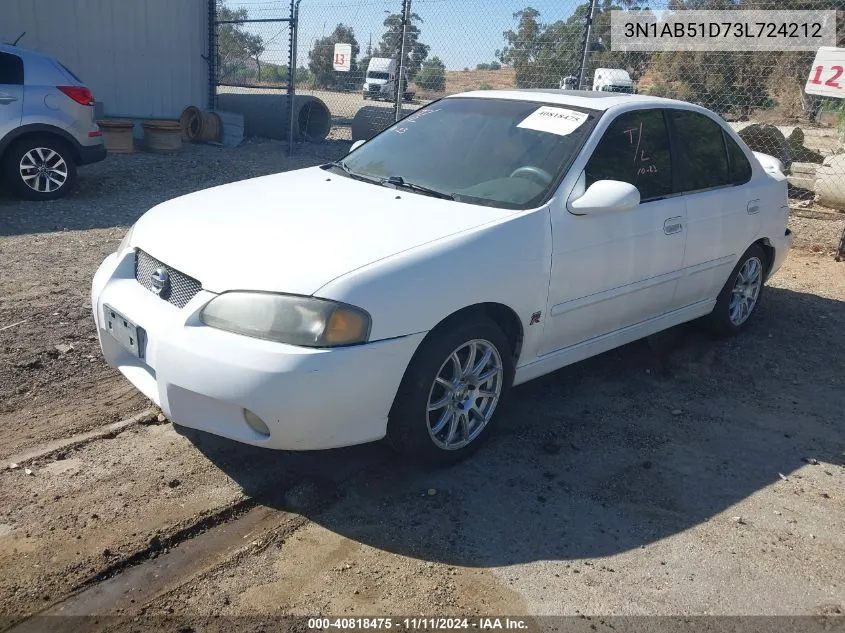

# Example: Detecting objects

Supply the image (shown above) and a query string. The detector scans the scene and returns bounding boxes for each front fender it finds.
[315,208,553,365]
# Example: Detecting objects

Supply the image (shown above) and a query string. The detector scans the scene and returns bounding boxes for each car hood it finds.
[132,166,515,295]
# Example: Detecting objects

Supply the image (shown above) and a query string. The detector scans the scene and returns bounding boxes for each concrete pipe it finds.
[351,105,418,141]
[215,94,331,142]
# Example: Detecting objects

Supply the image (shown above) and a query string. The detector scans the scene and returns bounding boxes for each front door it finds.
[541,108,686,355]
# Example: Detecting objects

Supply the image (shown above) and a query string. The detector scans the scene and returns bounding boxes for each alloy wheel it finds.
[729,256,763,326]
[426,339,504,451]
[19,147,68,194]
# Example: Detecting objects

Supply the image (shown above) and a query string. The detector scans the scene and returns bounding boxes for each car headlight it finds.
[200,292,371,347]
[118,225,134,253]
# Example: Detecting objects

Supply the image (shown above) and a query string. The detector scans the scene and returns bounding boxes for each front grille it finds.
[134,249,201,309]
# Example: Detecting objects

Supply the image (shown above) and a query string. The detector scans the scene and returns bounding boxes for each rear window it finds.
[0,52,24,85]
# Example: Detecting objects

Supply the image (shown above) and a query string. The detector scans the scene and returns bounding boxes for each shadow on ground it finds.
[178,285,844,567]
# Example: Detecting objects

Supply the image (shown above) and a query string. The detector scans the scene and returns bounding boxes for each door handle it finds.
[0,95,18,104]
[747,199,760,215]
[663,216,684,235]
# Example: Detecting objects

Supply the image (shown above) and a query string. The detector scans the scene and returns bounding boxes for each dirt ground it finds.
[1,142,844,631]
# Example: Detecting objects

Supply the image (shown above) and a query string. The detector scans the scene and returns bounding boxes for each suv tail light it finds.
[57,85,95,106]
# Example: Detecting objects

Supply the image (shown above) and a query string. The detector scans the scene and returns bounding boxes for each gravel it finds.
[1,138,844,621]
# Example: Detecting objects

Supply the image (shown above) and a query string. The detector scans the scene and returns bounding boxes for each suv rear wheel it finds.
[3,136,78,200]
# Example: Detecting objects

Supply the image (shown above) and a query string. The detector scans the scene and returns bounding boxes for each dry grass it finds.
[412,67,517,99]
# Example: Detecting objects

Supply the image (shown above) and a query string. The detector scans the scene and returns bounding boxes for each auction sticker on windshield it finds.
[517,106,589,136]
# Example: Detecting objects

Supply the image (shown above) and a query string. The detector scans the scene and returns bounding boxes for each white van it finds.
[592,68,634,94]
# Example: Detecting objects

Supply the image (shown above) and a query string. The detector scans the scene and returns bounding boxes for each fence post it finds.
[207,0,216,110]
[288,0,301,155]
[577,0,597,90]
[394,0,410,122]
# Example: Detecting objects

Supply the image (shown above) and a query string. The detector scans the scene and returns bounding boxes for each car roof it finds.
[0,42,54,62]
[447,89,686,111]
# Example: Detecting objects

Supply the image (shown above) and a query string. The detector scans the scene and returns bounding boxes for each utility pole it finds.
[394,0,410,122]
[577,0,597,91]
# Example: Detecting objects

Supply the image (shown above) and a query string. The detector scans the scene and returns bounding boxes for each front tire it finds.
[3,136,78,200]
[704,244,767,335]
[387,317,514,466]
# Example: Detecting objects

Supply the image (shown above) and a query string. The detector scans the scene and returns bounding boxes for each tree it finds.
[374,13,430,82]
[497,7,582,88]
[415,56,446,91]
[497,3,651,89]
[216,7,265,84]
[476,62,501,71]
[308,24,360,90]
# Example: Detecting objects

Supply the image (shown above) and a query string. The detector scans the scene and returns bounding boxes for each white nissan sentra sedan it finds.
[92,90,792,465]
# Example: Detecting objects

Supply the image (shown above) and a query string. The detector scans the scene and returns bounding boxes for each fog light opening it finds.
[243,408,270,438]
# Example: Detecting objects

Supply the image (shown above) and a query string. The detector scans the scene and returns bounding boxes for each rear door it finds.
[0,51,24,141]
[668,108,759,308]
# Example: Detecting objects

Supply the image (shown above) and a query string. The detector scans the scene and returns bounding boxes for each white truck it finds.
[592,68,634,93]
[362,57,412,101]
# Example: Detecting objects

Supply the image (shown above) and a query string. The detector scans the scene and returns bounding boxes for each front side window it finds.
[340,97,599,209]
[0,52,24,85]
[670,109,731,193]
[367,71,389,80]
[585,108,672,201]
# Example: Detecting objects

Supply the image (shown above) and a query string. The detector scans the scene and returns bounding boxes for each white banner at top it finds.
[610,10,836,52]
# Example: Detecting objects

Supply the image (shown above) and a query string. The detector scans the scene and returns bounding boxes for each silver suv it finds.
[0,43,106,200]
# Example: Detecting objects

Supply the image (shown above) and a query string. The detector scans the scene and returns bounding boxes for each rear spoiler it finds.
[753,151,785,175]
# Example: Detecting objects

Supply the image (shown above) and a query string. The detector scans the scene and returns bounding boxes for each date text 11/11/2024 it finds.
[306,618,529,630]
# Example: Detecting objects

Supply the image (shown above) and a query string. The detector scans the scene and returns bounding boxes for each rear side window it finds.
[585,108,672,201]
[725,131,752,185]
[0,52,24,85]
[670,110,731,192]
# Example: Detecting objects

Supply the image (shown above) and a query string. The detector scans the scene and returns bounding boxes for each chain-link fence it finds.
[217,0,845,212]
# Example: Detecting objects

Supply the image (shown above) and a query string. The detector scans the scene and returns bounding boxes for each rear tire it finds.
[387,317,514,467]
[3,136,77,201]
[703,244,767,336]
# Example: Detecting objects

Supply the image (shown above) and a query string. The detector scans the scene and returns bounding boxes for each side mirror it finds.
[569,180,640,215]
[349,139,366,153]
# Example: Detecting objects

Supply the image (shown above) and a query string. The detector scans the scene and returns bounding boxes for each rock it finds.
[787,127,804,145]
[778,472,788,481]
[8,463,19,470]
[804,457,820,465]
[157,413,167,423]
[814,154,845,211]
[427,488,437,496]
[738,124,792,171]
[102,548,112,557]
[167,478,181,489]
[24,468,34,476]
[671,409,682,416]
[54,343,74,354]
[732,516,746,524]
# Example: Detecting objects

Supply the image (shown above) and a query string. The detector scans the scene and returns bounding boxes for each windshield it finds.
[367,71,390,80]
[341,97,598,209]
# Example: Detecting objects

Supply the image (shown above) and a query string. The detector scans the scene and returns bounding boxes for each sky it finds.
[226,0,580,71]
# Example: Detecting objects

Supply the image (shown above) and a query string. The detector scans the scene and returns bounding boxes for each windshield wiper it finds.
[382,175,456,201]
[324,161,383,185]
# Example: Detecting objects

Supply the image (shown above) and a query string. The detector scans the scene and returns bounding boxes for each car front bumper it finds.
[91,250,425,450]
